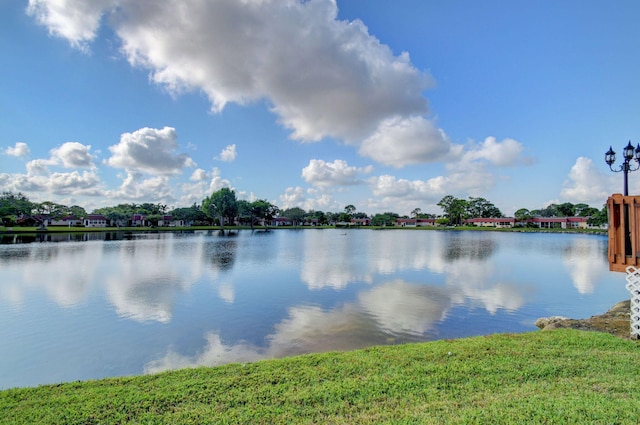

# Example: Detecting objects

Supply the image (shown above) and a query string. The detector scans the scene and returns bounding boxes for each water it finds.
[0,229,627,389]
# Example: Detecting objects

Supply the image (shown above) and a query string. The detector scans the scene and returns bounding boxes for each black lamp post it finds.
[605,141,640,196]
[605,141,640,255]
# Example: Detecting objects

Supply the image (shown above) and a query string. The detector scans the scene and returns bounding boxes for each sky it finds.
[2,0,640,217]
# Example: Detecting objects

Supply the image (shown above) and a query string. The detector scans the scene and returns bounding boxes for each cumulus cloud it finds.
[50,141,95,168]
[279,186,338,211]
[2,141,101,196]
[561,157,615,204]
[26,0,116,51]
[107,172,174,201]
[26,0,431,145]
[302,159,372,187]
[5,142,30,158]
[180,167,233,205]
[456,136,527,167]
[1,170,102,197]
[360,116,451,167]
[22,142,94,173]
[105,127,195,175]
[369,174,446,200]
[216,144,237,162]
[49,170,101,194]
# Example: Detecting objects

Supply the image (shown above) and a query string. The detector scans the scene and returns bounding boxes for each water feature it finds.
[0,229,627,389]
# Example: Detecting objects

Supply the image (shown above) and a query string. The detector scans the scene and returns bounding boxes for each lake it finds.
[0,229,628,389]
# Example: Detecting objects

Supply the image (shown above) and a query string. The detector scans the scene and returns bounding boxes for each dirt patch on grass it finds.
[535,300,633,339]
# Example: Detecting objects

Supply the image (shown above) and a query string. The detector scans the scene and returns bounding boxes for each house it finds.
[33,214,51,226]
[566,217,588,229]
[351,218,371,226]
[131,214,148,227]
[158,215,173,227]
[271,217,292,226]
[84,214,108,228]
[395,218,436,227]
[463,217,516,228]
[526,216,589,229]
[49,215,83,227]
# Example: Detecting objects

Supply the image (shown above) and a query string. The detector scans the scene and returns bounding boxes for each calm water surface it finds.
[0,229,627,389]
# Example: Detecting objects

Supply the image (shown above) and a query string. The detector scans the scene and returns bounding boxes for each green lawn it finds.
[1,329,638,424]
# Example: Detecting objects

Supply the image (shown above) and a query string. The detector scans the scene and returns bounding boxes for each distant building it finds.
[526,216,588,229]
[84,214,108,228]
[463,217,515,228]
[271,217,292,226]
[395,218,436,227]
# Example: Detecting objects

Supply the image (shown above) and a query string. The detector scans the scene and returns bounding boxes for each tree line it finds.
[0,190,608,228]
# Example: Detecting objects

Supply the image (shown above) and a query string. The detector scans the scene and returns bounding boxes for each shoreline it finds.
[536,300,632,339]
[0,225,608,236]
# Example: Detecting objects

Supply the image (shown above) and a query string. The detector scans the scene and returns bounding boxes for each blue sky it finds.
[2,0,640,217]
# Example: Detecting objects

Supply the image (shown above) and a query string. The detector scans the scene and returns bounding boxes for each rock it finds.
[535,300,631,339]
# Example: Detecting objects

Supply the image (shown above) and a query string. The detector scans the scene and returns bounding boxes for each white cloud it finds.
[26,159,52,176]
[279,186,307,209]
[180,167,233,206]
[105,127,195,175]
[26,0,117,51]
[107,171,174,201]
[189,168,208,182]
[27,0,431,145]
[360,116,451,167]
[2,168,102,196]
[278,186,339,211]
[49,170,101,194]
[50,141,95,168]
[216,144,237,162]
[456,136,528,168]
[22,142,94,174]
[302,159,372,187]
[369,174,447,200]
[560,157,613,204]
[5,142,30,158]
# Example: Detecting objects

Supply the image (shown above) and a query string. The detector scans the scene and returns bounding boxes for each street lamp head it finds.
[624,141,635,160]
[635,143,640,161]
[605,146,616,166]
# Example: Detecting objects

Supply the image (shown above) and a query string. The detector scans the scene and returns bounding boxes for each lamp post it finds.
[605,141,640,255]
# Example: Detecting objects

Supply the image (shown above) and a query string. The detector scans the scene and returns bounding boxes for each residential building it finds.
[463,217,516,228]
[84,214,108,228]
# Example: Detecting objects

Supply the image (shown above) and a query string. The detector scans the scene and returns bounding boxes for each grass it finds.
[1,329,639,424]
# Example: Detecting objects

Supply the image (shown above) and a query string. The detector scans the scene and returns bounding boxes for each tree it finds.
[280,207,306,226]
[238,199,278,229]
[253,200,278,226]
[170,204,207,225]
[371,212,399,226]
[587,205,608,227]
[574,203,599,217]
[514,208,532,221]
[467,197,503,218]
[0,191,34,225]
[203,188,238,232]
[437,195,469,225]
[306,209,326,225]
[411,208,422,219]
[340,204,356,223]
[556,202,575,217]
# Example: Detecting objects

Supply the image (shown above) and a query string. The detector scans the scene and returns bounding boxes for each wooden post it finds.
[608,194,640,272]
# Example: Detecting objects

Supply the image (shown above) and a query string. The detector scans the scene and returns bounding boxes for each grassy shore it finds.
[1,329,639,424]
